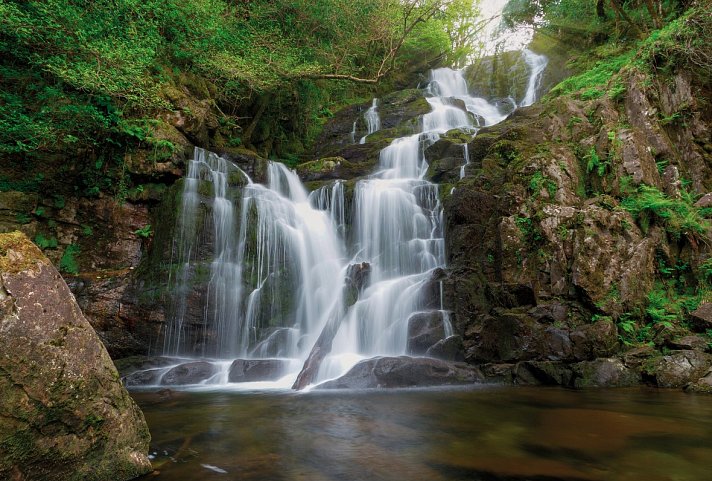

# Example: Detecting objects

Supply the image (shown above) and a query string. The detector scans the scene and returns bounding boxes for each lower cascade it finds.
[147,62,546,390]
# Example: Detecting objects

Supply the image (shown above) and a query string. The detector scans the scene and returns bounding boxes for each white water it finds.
[160,58,546,388]
[359,98,381,144]
[520,49,548,107]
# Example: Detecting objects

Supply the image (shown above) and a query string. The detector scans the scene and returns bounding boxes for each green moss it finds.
[0,231,48,274]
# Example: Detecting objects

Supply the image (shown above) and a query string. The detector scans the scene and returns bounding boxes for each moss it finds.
[0,231,48,274]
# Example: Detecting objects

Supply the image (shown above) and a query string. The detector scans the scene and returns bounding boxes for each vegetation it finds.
[0,0,484,173]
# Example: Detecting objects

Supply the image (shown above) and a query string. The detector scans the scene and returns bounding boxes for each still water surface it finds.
[133,386,712,481]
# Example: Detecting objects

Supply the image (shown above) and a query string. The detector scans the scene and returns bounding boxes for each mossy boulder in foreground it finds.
[0,232,152,481]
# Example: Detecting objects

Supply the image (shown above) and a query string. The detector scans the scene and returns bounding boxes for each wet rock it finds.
[651,350,712,388]
[251,328,295,358]
[161,361,217,385]
[114,355,183,377]
[407,311,447,355]
[572,358,641,388]
[426,335,464,362]
[123,368,167,387]
[229,359,287,383]
[0,232,151,481]
[317,356,483,389]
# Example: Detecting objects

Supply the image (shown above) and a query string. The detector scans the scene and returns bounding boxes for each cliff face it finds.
[439,58,712,387]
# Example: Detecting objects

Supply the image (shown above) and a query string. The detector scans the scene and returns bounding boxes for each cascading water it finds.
[359,98,381,144]
[155,54,546,389]
[520,49,548,107]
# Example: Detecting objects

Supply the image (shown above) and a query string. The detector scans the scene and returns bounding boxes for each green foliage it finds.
[1,0,454,161]
[550,49,636,100]
[515,215,543,245]
[621,185,710,240]
[529,171,557,199]
[59,244,80,274]
[585,147,608,177]
[134,224,153,238]
[33,234,58,250]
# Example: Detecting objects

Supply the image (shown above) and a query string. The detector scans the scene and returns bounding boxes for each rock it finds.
[236,359,287,382]
[406,311,447,355]
[690,303,712,331]
[228,359,288,382]
[572,358,641,388]
[684,368,712,394]
[114,355,182,377]
[317,356,483,389]
[651,350,712,388]
[0,232,152,481]
[160,361,217,385]
[667,335,709,352]
[694,193,712,208]
[250,328,295,358]
[622,345,657,369]
[123,368,166,387]
[513,361,573,386]
[570,320,620,361]
[426,335,464,362]
[479,363,516,383]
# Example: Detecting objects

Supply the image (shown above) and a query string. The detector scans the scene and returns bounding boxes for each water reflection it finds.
[133,387,712,481]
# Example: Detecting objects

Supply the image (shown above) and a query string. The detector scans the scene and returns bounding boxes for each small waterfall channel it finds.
[136,55,547,390]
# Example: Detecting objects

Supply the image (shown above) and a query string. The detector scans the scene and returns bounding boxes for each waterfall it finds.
[160,59,545,388]
[164,148,246,357]
[359,98,381,144]
[520,49,548,107]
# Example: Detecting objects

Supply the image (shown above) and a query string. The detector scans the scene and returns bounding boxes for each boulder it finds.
[572,359,641,388]
[317,356,483,389]
[406,311,447,355]
[160,361,217,385]
[651,350,712,388]
[690,303,712,331]
[570,321,619,360]
[684,368,712,394]
[228,359,288,383]
[0,232,152,481]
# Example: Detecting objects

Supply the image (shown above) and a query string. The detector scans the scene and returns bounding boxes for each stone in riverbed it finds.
[0,232,152,481]
[161,361,217,385]
[229,359,288,383]
[317,356,483,389]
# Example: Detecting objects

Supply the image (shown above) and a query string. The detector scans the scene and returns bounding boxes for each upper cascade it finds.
[520,49,549,107]
[156,51,548,390]
[359,98,381,144]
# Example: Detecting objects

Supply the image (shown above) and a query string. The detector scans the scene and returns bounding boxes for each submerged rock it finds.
[0,232,152,481]
[317,356,483,389]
